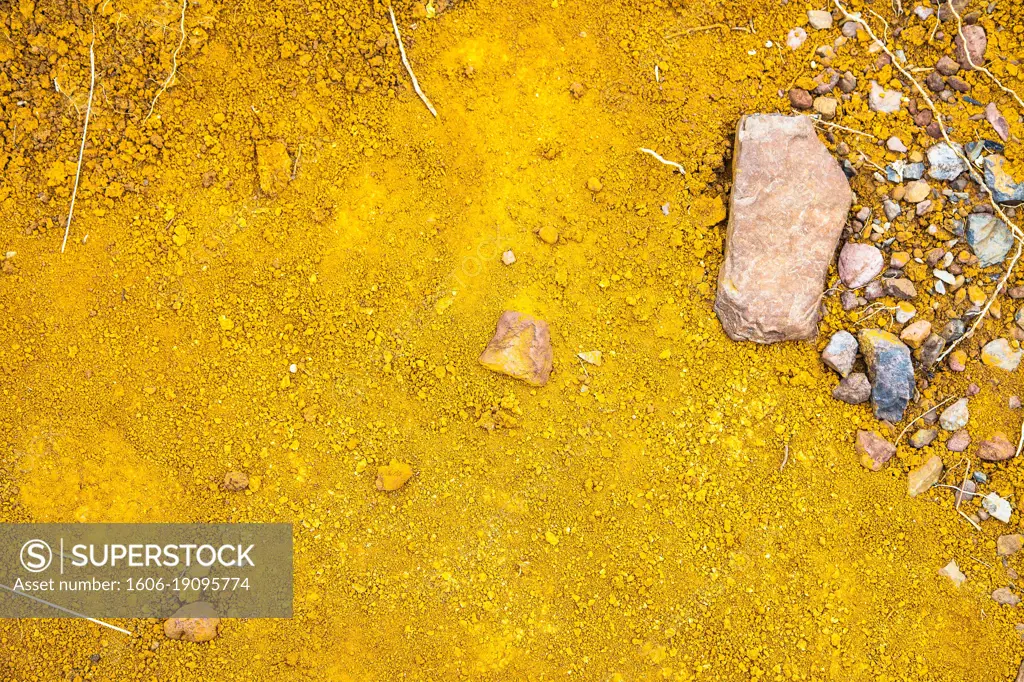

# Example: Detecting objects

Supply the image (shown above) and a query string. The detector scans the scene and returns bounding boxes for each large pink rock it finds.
[715,115,852,342]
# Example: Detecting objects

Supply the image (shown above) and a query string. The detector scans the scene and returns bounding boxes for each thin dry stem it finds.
[895,395,956,445]
[665,23,729,39]
[813,118,878,140]
[638,148,685,174]
[780,441,789,472]
[62,36,96,254]
[144,0,187,124]
[389,6,438,118]
[857,150,886,173]
[0,583,132,635]
[867,8,890,44]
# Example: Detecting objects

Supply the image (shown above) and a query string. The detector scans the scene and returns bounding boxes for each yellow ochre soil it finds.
[3,0,1024,679]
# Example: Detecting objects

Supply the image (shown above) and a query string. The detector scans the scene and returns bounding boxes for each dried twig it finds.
[780,441,790,472]
[62,35,96,254]
[144,0,187,124]
[895,395,956,445]
[389,5,437,118]
[638,148,685,174]
[946,456,982,531]
[832,0,1024,363]
[867,8,890,44]
[664,23,729,40]
[813,118,879,140]
[955,458,971,510]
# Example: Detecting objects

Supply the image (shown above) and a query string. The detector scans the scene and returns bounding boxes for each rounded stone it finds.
[838,243,884,289]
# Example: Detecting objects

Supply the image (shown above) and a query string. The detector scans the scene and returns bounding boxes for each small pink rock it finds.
[986,102,1010,142]
[887,136,908,153]
[992,587,1020,606]
[856,429,896,471]
[998,534,1024,557]
[955,25,987,69]
[1010,395,1022,409]
[935,55,960,76]
[947,429,971,452]
[955,480,978,506]
[979,432,1015,462]
[949,353,966,372]
[838,243,884,289]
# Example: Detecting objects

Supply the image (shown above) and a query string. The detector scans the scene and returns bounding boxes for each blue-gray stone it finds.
[927,142,968,181]
[984,154,1024,204]
[966,213,1014,266]
[859,329,915,422]
[885,161,925,183]
[903,162,925,180]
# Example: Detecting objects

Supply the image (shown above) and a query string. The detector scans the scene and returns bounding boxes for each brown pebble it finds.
[998,534,1024,557]
[789,88,813,110]
[935,55,960,75]
[926,71,945,92]
[947,76,970,92]
[979,433,1015,462]
[885,278,917,300]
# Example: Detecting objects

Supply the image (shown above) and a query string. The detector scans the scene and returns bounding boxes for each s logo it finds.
[20,540,52,573]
